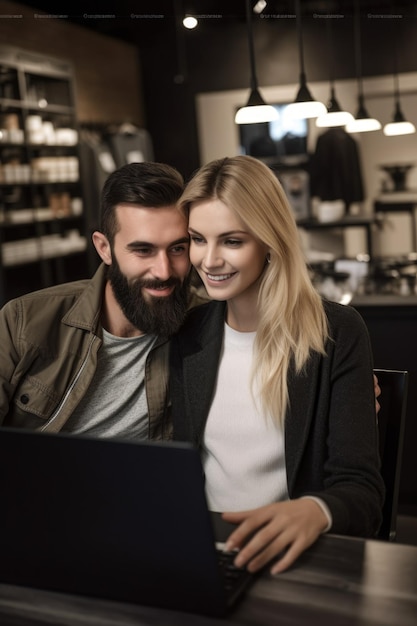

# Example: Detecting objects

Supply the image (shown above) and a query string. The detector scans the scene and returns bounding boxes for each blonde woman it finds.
[170,155,384,574]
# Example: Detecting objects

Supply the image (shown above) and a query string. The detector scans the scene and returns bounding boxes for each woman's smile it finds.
[205,271,237,283]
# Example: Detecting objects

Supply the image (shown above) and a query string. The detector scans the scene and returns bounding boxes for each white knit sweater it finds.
[202,323,289,511]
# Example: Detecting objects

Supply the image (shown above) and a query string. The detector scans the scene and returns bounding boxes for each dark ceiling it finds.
[19,1,417,49]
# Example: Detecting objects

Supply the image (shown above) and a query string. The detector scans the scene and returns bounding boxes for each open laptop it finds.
[0,428,254,617]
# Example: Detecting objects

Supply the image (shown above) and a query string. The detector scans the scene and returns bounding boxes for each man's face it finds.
[105,204,191,336]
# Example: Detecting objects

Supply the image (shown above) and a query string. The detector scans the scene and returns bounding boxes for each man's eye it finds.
[170,245,188,255]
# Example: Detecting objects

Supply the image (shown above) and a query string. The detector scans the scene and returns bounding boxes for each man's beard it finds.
[107,257,189,337]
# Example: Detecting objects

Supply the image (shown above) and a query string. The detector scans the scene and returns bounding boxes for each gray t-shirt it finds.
[62,329,156,440]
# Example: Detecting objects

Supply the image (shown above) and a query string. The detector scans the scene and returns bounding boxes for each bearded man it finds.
[0,162,191,439]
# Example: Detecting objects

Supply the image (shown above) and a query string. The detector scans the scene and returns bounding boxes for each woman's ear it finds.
[92,231,112,265]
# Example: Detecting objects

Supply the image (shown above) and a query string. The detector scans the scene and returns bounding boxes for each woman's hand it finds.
[222,499,328,575]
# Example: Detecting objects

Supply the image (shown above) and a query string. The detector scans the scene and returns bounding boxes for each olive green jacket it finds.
[0,263,171,438]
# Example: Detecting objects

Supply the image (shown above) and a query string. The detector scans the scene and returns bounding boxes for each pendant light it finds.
[316,17,353,128]
[183,15,198,29]
[235,0,278,124]
[346,0,381,133]
[383,49,415,136]
[316,85,354,127]
[285,0,326,119]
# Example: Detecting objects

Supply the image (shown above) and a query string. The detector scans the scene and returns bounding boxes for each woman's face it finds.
[188,199,268,304]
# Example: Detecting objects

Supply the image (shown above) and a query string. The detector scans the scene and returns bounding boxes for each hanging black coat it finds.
[309,127,365,211]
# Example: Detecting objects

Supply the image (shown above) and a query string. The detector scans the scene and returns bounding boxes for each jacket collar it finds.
[181,300,226,352]
[177,301,226,444]
[61,263,107,333]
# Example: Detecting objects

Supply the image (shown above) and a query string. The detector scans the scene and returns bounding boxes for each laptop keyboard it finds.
[216,548,251,597]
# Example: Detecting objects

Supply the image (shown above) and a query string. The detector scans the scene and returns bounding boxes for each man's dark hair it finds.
[100,162,184,243]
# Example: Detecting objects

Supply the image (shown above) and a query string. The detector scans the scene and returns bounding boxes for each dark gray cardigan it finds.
[169,299,385,538]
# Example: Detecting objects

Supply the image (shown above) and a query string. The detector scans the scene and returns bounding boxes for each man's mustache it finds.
[135,277,181,290]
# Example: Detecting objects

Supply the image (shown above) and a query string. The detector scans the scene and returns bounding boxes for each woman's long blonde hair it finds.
[179,155,328,424]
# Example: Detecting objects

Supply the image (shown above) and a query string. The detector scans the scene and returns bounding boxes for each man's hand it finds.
[374,374,381,414]
[222,499,328,575]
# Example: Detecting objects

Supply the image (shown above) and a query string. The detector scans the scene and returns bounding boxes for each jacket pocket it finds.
[12,376,61,421]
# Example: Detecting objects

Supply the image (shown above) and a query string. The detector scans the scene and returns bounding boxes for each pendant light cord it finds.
[295,0,306,80]
[326,13,335,92]
[245,0,259,91]
[354,0,364,100]
[392,30,400,106]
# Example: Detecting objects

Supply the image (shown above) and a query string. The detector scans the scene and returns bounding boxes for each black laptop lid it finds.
[0,429,232,616]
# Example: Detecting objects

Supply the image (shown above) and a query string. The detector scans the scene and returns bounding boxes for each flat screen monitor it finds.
[237,103,308,163]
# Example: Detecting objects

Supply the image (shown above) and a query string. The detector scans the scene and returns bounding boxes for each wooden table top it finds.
[1,533,416,626]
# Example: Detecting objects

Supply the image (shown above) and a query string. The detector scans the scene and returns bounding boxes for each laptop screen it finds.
[0,428,252,616]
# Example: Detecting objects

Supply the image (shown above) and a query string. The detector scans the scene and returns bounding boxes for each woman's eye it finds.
[225,239,242,247]
[190,235,205,244]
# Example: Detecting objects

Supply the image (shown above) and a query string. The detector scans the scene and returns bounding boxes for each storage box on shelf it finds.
[0,45,94,305]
